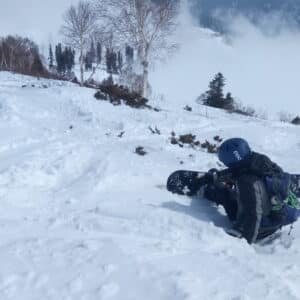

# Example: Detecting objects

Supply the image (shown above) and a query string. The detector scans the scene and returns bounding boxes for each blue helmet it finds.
[218,138,252,167]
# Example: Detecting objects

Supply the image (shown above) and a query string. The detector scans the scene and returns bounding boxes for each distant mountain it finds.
[189,0,300,32]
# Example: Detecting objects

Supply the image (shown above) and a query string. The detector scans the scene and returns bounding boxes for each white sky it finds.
[0,0,78,46]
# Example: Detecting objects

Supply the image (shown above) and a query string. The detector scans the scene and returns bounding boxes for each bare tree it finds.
[96,0,178,97]
[0,35,48,77]
[61,1,97,85]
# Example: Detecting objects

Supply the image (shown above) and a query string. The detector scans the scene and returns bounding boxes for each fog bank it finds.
[150,4,300,117]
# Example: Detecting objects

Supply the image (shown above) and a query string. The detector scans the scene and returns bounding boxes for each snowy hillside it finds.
[0,72,300,300]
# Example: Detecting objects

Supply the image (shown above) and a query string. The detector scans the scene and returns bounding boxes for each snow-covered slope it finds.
[0,72,300,300]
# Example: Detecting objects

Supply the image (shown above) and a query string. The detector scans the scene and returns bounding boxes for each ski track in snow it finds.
[0,72,300,299]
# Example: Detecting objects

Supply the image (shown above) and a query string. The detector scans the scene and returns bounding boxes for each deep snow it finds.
[0,72,300,300]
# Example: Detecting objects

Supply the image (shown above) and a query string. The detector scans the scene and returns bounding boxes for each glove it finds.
[204,168,219,185]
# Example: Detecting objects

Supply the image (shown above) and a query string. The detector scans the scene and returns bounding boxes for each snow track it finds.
[0,72,300,299]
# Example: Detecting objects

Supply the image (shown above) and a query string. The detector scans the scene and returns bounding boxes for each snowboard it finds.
[166,170,206,196]
[167,169,300,198]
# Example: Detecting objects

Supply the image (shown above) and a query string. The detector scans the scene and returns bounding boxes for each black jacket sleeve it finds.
[247,152,283,177]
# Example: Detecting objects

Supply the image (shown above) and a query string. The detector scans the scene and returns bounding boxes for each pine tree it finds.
[31,54,44,76]
[71,49,75,70]
[55,43,64,74]
[106,48,119,74]
[224,92,234,110]
[106,48,112,74]
[90,40,96,63]
[203,73,225,108]
[117,51,123,73]
[84,55,88,71]
[64,47,75,74]
[84,52,92,71]
[96,42,102,64]
[49,44,54,69]
[112,51,118,74]
[201,73,234,110]
[125,45,134,66]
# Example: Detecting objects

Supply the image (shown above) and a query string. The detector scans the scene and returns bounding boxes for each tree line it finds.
[48,41,134,77]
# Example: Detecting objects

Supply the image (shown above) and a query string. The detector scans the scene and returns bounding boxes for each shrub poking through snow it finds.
[200,140,218,153]
[94,90,107,101]
[95,83,149,109]
[148,126,161,135]
[184,105,192,112]
[118,131,125,138]
[135,146,147,156]
[291,116,300,125]
[169,132,221,153]
[230,105,256,117]
[214,135,223,143]
[179,134,198,145]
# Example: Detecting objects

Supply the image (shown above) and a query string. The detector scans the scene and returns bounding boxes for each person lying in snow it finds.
[203,138,300,244]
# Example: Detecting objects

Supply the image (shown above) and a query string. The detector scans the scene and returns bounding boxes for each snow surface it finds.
[0,72,300,300]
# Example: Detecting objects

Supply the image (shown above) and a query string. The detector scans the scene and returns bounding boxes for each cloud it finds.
[150,2,300,116]
[0,0,78,44]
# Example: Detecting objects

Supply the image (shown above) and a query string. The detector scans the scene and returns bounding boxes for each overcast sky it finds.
[0,0,78,46]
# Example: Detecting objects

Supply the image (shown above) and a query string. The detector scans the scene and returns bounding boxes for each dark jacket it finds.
[246,152,290,199]
[205,152,298,243]
[232,152,290,243]
[233,152,284,182]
